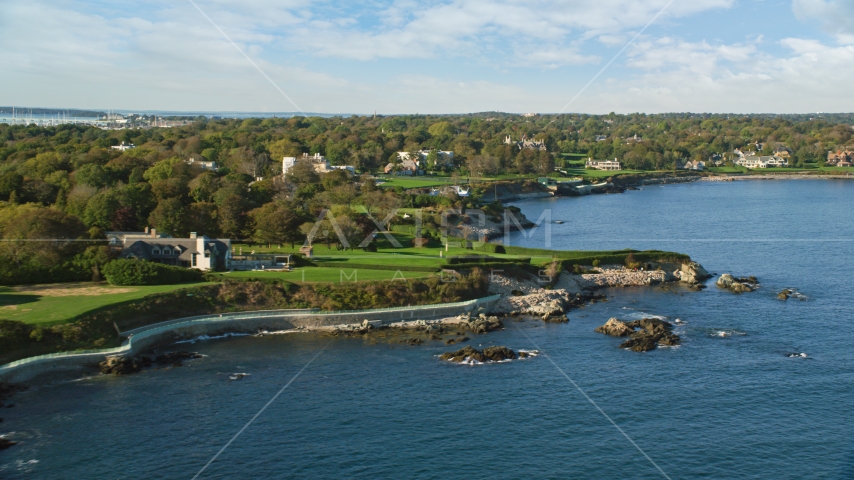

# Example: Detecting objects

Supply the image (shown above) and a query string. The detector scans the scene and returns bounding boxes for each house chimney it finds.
[151,228,157,238]
[190,232,197,239]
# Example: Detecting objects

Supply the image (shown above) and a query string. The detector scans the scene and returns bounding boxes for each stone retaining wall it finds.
[0,296,500,384]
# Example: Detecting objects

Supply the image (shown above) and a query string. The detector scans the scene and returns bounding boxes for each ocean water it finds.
[2,180,853,479]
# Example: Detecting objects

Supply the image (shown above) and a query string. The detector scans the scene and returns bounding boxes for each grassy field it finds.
[221,267,434,283]
[707,166,747,173]
[560,167,647,178]
[0,282,211,325]
[375,176,460,188]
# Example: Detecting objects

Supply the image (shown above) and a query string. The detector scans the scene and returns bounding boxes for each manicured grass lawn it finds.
[0,282,211,325]
[376,176,459,188]
[221,268,434,283]
[707,167,747,173]
[560,167,647,178]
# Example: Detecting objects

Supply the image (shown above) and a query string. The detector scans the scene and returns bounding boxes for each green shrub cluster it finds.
[446,254,530,265]
[102,259,204,286]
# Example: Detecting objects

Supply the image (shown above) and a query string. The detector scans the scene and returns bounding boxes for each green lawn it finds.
[0,282,211,325]
[707,166,747,173]
[221,267,435,283]
[375,176,460,188]
[559,167,646,178]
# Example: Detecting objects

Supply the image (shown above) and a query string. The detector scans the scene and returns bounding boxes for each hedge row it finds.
[102,259,205,286]
[445,262,540,274]
[476,244,690,264]
[446,254,531,265]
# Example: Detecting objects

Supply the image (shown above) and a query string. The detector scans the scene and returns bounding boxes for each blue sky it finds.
[1,0,853,114]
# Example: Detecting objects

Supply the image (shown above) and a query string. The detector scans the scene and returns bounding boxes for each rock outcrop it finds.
[675,262,711,285]
[99,355,142,375]
[777,288,806,301]
[594,317,680,352]
[440,345,518,363]
[0,438,17,450]
[716,274,758,293]
[453,313,503,334]
[595,318,635,337]
[100,351,202,374]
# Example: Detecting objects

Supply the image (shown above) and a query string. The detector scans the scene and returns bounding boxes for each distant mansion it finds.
[586,158,622,171]
[734,155,789,169]
[384,158,422,176]
[827,149,853,167]
[116,230,231,271]
[283,153,355,176]
[186,153,218,171]
[111,142,135,151]
[680,160,705,171]
[504,135,547,151]
[396,150,454,166]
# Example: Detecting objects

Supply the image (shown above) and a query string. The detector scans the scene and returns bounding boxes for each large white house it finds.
[111,142,135,151]
[396,150,454,166]
[586,158,622,171]
[118,231,231,271]
[283,153,354,176]
[734,155,788,169]
[186,153,218,171]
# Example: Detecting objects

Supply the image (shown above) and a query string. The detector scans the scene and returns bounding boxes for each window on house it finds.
[204,252,211,258]
[162,249,171,255]
[191,254,197,267]
[152,249,160,255]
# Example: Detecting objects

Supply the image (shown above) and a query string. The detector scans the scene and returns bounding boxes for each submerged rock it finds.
[716,274,758,294]
[440,345,517,363]
[99,355,141,375]
[0,438,17,450]
[154,351,203,366]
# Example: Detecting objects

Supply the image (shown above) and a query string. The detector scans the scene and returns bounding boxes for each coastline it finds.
[702,173,854,181]
[0,262,703,386]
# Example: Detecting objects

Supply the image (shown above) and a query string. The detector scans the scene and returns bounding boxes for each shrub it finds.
[0,319,34,352]
[102,259,204,286]
[446,255,530,265]
[592,259,601,267]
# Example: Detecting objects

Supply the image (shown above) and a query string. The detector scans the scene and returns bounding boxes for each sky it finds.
[1,0,853,115]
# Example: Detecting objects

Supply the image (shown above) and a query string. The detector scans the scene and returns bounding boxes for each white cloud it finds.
[792,0,854,44]
[286,0,735,66]
[576,36,854,113]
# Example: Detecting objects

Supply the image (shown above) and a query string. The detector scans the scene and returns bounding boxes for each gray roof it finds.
[120,237,230,262]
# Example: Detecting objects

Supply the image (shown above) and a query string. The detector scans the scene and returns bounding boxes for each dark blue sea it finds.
[2,180,853,479]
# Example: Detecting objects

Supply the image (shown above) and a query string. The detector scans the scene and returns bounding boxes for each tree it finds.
[184,202,219,237]
[217,194,248,238]
[189,172,220,203]
[143,157,183,182]
[148,198,185,237]
[250,201,307,247]
[0,172,23,201]
[83,191,121,230]
[285,161,319,185]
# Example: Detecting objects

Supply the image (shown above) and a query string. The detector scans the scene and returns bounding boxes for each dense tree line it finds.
[0,112,851,283]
